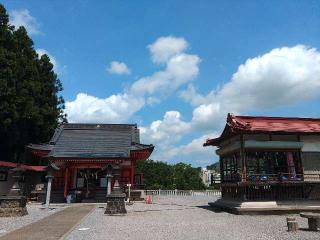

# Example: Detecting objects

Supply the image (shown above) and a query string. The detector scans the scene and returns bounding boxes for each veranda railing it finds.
[144,189,221,197]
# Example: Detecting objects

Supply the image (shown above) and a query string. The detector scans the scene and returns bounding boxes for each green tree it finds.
[206,162,220,172]
[0,4,18,160]
[0,4,66,163]
[136,160,174,189]
[136,160,206,190]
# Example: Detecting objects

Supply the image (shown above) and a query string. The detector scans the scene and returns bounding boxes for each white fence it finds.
[144,189,221,197]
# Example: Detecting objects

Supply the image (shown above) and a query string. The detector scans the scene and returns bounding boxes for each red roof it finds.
[204,113,320,146]
[0,161,46,172]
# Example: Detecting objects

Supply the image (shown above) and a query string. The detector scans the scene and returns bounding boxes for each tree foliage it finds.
[136,160,206,190]
[206,162,220,172]
[0,4,66,162]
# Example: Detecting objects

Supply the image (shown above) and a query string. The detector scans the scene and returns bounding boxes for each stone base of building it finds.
[105,192,127,215]
[209,199,320,215]
[0,196,28,217]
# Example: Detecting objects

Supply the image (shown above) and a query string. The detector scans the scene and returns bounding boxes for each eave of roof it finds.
[204,113,320,147]
[26,144,54,152]
[0,161,46,172]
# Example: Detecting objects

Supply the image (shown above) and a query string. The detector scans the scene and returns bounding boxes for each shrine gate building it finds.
[28,123,154,202]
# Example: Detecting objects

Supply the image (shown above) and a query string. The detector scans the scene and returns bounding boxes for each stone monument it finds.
[104,163,127,215]
[0,167,28,217]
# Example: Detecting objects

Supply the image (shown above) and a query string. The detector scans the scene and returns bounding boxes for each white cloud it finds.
[36,49,60,73]
[66,40,320,167]
[148,36,188,64]
[148,45,320,165]
[10,9,41,35]
[147,133,218,166]
[140,111,191,145]
[179,84,215,106]
[215,45,320,112]
[130,53,200,95]
[65,36,200,125]
[165,134,218,161]
[65,93,145,123]
[107,61,131,75]
[183,45,320,132]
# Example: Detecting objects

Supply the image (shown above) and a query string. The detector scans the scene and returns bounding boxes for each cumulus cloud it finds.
[10,9,41,35]
[146,133,218,166]
[65,93,145,123]
[148,36,188,63]
[179,84,215,106]
[140,111,191,145]
[65,36,200,123]
[215,45,320,111]
[144,45,320,165]
[165,134,218,162]
[107,61,131,75]
[130,53,200,95]
[181,45,320,131]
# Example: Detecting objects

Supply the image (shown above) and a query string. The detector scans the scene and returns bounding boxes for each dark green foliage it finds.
[0,4,66,162]
[136,160,206,190]
[206,162,220,172]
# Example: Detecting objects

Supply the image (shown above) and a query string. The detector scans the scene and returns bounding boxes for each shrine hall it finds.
[204,113,320,214]
[27,123,154,202]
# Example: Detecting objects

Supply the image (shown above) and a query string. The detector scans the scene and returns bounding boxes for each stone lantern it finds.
[104,162,127,215]
[45,161,59,209]
[0,166,28,217]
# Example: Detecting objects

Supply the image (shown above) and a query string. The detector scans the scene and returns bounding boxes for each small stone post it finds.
[287,217,298,232]
[45,171,54,209]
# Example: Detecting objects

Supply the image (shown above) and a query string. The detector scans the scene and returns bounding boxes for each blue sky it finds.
[3,0,320,167]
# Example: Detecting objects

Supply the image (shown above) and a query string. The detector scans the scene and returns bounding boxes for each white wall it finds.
[301,135,320,152]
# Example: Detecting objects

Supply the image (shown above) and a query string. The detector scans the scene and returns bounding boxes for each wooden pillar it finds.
[63,167,69,198]
[220,157,224,183]
[131,160,135,186]
[240,134,246,182]
[72,168,77,188]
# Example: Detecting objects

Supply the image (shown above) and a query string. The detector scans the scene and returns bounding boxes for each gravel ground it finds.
[65,196,320,240]
[0,203,65,237]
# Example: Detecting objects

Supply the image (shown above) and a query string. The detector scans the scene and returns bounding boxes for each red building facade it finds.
[28,124,154,202]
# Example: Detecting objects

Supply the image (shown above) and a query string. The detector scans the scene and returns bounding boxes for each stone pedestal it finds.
[105,179,127,215]
[0,167,28,217]
[0,196,28,217]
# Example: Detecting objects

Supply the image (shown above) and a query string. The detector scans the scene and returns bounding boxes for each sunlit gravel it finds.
[65,196,319,240]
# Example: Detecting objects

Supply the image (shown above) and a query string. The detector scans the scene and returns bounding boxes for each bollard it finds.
[287,217,298,232]
[146,195,153,204]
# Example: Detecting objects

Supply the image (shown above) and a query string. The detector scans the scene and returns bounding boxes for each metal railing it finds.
[223,173,320,183]
[144,189,221,197]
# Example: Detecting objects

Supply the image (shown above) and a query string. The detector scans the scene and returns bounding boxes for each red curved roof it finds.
[0,161,46,172]
[204,113,320,146]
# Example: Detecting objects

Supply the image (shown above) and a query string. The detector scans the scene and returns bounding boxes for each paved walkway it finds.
[0,205,95,240]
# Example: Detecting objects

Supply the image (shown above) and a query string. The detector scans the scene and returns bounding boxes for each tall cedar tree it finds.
[0,4,66,163]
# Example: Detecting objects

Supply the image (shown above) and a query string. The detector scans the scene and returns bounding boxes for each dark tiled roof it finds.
[46,123,151,158]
